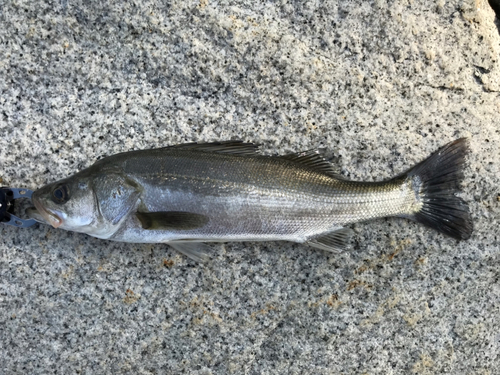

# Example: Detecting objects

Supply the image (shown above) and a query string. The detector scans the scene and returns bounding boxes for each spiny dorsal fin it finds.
[280,149,345,178]
[168,141,259,156]
[136,211,209,230]
[306,228,353,253]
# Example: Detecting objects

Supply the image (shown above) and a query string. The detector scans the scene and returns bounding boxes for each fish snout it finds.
[32,194,63,228]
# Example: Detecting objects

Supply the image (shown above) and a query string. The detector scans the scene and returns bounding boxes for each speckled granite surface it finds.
[0,0,499,374]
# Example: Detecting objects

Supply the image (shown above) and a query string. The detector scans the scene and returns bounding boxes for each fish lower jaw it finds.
[32,199,62,228]
[26,207,49,224]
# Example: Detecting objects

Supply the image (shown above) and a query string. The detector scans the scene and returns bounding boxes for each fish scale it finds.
[28,140,472,261]
[93,149,419,242]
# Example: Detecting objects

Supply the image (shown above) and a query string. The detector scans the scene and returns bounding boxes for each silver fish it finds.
[28,139,472,261]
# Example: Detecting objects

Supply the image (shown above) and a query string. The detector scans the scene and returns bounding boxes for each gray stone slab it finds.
[0,0,498,373]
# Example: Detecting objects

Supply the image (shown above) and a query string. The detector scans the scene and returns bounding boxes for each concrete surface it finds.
[0,0,499,373]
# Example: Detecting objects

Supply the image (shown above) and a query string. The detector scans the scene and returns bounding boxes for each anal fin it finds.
[169,241,211,262]
[306,228,353,253]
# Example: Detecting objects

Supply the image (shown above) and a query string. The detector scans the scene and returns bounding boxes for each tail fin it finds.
[404,138,472,240]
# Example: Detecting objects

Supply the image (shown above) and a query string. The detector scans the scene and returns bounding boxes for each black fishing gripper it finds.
[0,187,37,228]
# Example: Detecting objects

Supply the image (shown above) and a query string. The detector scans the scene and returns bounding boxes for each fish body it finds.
[29,140,472,260]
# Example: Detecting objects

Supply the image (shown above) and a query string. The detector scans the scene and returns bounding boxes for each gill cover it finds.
[92,174,141,225]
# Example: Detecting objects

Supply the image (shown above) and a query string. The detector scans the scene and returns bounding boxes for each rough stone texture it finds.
[0,0,499,374]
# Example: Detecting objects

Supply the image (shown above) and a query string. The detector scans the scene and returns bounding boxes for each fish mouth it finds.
[32,197,63,228]
[26,207,48,224]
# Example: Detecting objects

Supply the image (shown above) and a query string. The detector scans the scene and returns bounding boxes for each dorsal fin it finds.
[168,141,259,156]
[280,149,345,178]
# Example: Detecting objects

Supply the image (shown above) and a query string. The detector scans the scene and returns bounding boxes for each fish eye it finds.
[51,185,70,204]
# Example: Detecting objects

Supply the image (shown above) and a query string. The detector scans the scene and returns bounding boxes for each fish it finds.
[27,139,472,261]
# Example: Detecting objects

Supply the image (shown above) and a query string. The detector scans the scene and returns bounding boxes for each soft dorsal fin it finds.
[168,141,259,156]
[136,211,209,230]
[280,149,345,178]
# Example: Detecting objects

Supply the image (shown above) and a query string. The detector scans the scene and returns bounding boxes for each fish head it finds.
[29,169,141,237]
[30,174,99,231]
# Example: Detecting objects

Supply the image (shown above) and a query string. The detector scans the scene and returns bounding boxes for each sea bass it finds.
[28,139,472,261]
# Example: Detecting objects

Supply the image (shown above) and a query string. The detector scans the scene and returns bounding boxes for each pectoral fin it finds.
[136,211,209,230]
[306,228,353,253]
